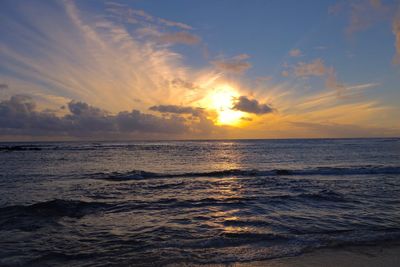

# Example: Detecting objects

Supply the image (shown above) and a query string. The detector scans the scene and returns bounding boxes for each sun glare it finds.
[206,85,245,126]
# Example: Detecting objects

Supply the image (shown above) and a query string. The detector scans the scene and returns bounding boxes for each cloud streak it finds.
[291,59,345,92]
[346,0,389,35]
[156,32,201,45]
[294,59,326,77]
[211,54,252,74]
[393,9,400,64]
[289,49,302,57]
[106,1,193,30]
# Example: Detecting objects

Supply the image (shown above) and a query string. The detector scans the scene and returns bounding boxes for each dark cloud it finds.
[64,101,114,133]
[0,84,8,90]
[0,95,65,133]
[0,95,209,138]
[149,105,204,117]
[116,110,187,134]
[232,96,274,115]
[68,101,108,117]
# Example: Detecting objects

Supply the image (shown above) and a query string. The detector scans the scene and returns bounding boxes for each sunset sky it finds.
[0,0,399,140]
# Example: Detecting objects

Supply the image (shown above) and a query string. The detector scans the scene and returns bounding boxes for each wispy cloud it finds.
[158,18,193,30]
[393,9,400,64]
[105,1,193,30]
[290,58,345,93]
[211,54,252,74]
[156,32,201,45]
[328,2,343,15]
[346,0,389,35]
[334,0,400,65]
[0,0,202,114]
[136,27,201,45]
[289,49,302,57]
[294,59,326,77]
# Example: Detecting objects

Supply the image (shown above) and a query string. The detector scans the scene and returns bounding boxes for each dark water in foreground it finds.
[1,138,400,266]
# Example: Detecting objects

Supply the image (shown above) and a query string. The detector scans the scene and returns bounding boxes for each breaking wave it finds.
[89,165,400,181]
[0,199,109,231]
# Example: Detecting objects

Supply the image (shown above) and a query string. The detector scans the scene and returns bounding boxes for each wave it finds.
[89,165,400,181]
[269,189,348,203]
[182,232,290,249]
[0,145,42,152]
[0,199,109,231]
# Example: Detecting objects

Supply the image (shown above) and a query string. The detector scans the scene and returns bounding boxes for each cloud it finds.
[149,105,204,116]
[346,0,389,35]
[0,0,199,113]
[157,18,193,30]
[106,2,193,30]
[115,110,187,134]
[289,49,302,57]
[135,26,200,45]
[106,3,154,23]
[170,78,199,90]
[324,67,345,92]
[291,58,345,92]
[281,70,289,77]
[240,117,253,122]
[68,101,108,117]
[0,95,221,138]
[294,59,326,77]
[336,0,399,65]
[0,83,8,90]
[393,10,400,64]
[211,54,252,74]
[0,0,397,139]
[0,95,64,133]
[232,96,274,115]
[328,2,343,15]
[156,32,200,45]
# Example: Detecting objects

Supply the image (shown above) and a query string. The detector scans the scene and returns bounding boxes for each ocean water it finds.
[0,138,400,266]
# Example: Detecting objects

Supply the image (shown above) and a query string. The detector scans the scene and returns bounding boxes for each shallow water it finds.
[1,138,400,266]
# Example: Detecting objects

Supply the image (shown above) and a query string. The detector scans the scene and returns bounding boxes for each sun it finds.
[205,85,245,126]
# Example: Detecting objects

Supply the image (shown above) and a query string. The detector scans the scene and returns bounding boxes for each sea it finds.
[0,138,400,266]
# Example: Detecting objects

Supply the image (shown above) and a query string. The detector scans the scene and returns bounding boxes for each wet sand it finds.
[172,244,400,267]
[234,244,400,267]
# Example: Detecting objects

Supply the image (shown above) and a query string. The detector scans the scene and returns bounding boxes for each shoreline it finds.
[170,243,400,267]
[238,243,400,267]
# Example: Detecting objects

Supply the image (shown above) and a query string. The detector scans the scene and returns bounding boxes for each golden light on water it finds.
[205,85,245,126]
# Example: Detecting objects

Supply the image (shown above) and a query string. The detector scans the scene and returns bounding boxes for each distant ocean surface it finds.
[1,138,400,266]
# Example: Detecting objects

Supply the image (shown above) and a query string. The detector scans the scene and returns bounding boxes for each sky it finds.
[0,0,399,140]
